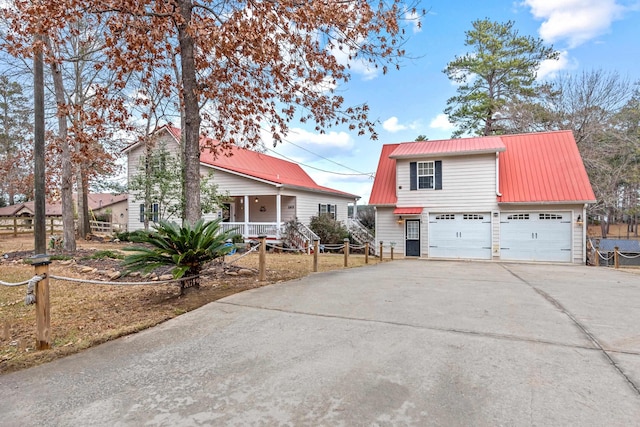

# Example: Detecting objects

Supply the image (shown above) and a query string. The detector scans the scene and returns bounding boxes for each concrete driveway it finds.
[1,260,640,426]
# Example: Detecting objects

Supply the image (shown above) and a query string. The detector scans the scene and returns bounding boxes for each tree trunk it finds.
[47,36,76,252]
[76,168,91,238]
[177,0,201,225]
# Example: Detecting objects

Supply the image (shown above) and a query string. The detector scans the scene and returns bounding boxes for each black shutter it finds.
[318,203,321,215]
[139,204,144,222]
[435,160,442,190]
[410,162,417,191]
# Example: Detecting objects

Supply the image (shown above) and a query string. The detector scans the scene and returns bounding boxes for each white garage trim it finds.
[428,212,492,259]
[500,211,572,262]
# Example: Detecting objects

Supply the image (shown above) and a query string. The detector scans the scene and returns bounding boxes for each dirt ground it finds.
[0,235,382,374]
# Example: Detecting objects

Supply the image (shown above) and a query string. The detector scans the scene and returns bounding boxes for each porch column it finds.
[244,195,249,239]
[276,189,282,238]
[353,199,358,218]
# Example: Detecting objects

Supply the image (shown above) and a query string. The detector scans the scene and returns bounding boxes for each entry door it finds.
[405,219,421,256]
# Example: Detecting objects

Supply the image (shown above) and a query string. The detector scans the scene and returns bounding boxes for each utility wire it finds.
[266,147,375,178]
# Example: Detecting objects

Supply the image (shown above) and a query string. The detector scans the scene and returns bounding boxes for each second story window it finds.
[418,161,434,189]
[410,160,443,191]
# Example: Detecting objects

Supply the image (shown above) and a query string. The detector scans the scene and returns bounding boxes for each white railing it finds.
[220,222,281,239]
[348,218,375,246]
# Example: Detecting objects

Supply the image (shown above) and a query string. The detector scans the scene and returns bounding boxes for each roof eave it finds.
[498,199,597,205]
[390,148,505,159]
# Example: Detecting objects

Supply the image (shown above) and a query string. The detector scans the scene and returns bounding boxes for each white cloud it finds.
[328,41,380,81]
[383,116,407,132]
[405,10,422,34]
[536,49,574,80]
[523,0,626,47]
[429,114,455,131]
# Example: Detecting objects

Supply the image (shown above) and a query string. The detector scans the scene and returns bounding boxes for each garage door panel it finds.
[429,213,491,260]
[500,212,571,262]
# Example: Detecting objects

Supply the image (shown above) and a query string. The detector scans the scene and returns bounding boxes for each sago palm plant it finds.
[122,219,236,293]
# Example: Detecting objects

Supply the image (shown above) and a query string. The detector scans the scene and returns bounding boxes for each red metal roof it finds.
[369,131,596,205]
[393,207,423,215]
[163,125,357,198]
[498,131,596,203]
[389,136,505,158]
[369,143,400,205]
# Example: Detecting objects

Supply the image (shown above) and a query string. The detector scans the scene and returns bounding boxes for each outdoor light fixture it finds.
[254,197,259,203]
[397,216,404,225]
[576,215,583,226]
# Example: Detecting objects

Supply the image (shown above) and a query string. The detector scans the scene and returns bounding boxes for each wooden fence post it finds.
[32,254,51,350]
[614,246,619,269]
[594,243,600,267]
[365,242,369,264]
[258,235,267,281]
[13,217,17,237]
[343,238,349,267]
[313,239,319,272]
[379,241,383,261]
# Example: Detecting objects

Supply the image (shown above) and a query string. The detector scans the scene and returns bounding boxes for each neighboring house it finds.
[369,130,596,264]
[86,193,129,231]
[0,193,128,232]
[123,125,360,244]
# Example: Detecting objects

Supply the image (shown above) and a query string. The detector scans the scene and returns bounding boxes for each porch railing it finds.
[220,222,281,240]
[348,218,375,254]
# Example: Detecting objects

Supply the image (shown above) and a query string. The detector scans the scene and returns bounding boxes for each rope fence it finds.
[590,244,640,268]
[1,236,387,349]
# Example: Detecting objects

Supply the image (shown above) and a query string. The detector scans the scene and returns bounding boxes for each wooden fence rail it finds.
[0,216,127,237]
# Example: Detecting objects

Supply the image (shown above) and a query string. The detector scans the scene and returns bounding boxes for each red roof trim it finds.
[393,207,423,215]
[390,136,505,158]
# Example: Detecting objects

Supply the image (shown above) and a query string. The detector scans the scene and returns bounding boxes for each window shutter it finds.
[410,162,417,191]
[139,204,144,222]
[435,160,442,190]
[152,203,159,222]
[318,203,321,215]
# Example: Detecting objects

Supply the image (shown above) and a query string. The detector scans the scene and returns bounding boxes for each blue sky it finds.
[264,0,640,204]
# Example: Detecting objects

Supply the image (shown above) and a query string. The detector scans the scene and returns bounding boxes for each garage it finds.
[428,213,491,259]
[500,212,572,262]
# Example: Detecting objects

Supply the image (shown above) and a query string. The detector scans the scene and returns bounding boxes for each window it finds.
[410,160,442,191]
[139,203,159,223]
[418,161,434,189]
[435,214,455,220]
[463,214,484,220]
[539,213,563,220]
[507,213,529,220]
[319,203,337,220]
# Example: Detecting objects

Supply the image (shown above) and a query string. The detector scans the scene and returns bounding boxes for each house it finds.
[369,130,596,263]
[123,125,360,245]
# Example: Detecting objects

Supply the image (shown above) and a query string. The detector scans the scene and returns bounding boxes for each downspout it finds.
[276,186,282,239]
[495,152,502,197]
[583,203,588,265]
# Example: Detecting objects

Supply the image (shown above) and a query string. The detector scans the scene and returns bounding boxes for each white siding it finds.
[293,190,353,225]
[375,207,402,256]
[396,154,499,212]
[127,133,181,231]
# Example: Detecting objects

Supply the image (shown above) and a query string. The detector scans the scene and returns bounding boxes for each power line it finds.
[265,147,375,178]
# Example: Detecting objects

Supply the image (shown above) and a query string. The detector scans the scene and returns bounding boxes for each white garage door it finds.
[500,212,572,262]
[429,213,492,259]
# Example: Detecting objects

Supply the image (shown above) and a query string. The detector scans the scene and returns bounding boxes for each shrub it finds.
[122,219,235,293]
[309,215,349,244]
